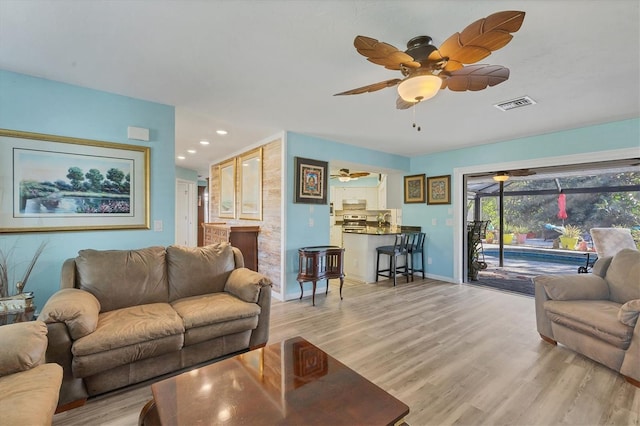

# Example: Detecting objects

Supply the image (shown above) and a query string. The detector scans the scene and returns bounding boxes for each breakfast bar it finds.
[342,227,403,283]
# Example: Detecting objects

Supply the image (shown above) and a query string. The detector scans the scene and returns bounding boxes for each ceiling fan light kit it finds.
[493,171,510,182]
[397,74,442,102]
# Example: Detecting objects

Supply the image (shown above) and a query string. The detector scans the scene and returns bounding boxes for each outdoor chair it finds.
[582,227,638,274]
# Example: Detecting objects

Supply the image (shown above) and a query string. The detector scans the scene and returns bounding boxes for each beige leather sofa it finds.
[534,248,640,386]
[38,243,273,411]
[0,321,63,424]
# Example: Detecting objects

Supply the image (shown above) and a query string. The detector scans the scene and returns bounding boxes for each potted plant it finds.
[559,225,582,250]
[512,225,528,244]
[485,230,495,244]
[502,224,514,245]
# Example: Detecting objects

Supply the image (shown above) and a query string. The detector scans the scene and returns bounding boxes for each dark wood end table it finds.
[297,246,345,306]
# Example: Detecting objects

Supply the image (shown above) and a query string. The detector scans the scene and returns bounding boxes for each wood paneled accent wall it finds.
[209,138,282,295]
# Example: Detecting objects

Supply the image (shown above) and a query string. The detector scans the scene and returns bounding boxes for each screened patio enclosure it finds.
[464,158,640,295]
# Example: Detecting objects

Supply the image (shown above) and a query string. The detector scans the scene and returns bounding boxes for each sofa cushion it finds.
[171,292,261,329]
[618,299,640,327]
[75,246,169,312]
[167,244,236,301]
[0,363,62,426]
[605,248,640,304]
[544,300,633,349]
[72,303,184,356]
[0,321,48,376]
[538,274,609,301]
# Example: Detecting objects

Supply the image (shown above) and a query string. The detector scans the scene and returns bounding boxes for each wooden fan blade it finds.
[334,78,402,96]
[354,35,421,70]
[510,169,536,176]
[396,96,418,110]
[441,65,510,92]
[349,172,370,178]
[438,11,525,71]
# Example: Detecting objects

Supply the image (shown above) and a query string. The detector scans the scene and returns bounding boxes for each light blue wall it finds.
[405,118,640,279]
[285,131,409,298]
[0,70,176,309]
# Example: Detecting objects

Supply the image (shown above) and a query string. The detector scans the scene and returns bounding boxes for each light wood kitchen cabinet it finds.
[201,223,260,271]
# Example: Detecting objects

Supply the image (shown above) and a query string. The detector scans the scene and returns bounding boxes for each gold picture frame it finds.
[238,148,263,220]
[218,158,236,218]
[404,174,426,204]
[0,129,149,233]
[427,174,451,205]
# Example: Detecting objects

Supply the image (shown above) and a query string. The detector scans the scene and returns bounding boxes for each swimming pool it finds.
[483,247,593,267]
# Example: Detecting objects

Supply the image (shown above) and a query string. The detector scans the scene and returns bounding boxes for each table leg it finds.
[312,281,317,306]
[325,279,329,295]
[298,280,304,300]
[339,277,344,300]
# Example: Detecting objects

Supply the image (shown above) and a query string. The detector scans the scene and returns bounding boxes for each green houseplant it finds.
[559,225,582,250]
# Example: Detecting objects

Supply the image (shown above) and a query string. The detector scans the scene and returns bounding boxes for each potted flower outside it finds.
[502,224,514,245]
[512,225,528,245]
[559,225,582,250]
[485,230,495,244]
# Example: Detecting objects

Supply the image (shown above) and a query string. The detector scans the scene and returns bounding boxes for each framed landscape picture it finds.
[0,129,149,233]
[404,174,426,204]
[294,157,328,204]
[218,158,236,219]
[427,174,451,205]
[239,148,263,220]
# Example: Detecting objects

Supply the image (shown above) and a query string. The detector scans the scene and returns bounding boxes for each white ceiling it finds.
[1,1,638,178]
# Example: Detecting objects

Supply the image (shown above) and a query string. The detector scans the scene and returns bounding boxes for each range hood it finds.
[342,199,366,211]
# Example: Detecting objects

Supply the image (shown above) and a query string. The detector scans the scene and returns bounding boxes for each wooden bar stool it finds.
[375,234,411,286]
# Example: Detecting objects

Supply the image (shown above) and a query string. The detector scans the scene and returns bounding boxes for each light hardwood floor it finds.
[53,278,640,426]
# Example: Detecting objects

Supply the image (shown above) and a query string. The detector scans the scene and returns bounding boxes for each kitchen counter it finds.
[344,226,402,235]
[342,231,403,283]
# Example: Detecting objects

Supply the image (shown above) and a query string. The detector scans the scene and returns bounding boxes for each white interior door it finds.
[175,179,197,246]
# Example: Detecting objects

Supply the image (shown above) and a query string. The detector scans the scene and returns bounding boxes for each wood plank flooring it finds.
[53,278,640,426]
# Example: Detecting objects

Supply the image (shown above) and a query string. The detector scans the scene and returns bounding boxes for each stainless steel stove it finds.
[342,213,367,233]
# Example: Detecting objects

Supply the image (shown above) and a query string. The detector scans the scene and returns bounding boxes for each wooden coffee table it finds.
[147,336,408,425]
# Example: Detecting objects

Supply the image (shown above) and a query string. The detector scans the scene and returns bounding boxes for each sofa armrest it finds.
[38,288,101,340]
[534,278,554,340]
[534,274,610,301]
[620,307,640,383]
[0,321,48,376]
[224,267,272,303]
[619,299,640,327]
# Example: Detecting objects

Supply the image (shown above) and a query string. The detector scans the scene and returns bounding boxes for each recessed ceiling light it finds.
[216,130,228,135]
[177,155,186,160]
[187,149,196,154]
[199,140,210,145]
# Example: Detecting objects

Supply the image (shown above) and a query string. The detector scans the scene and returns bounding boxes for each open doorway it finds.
[463,158,640,295]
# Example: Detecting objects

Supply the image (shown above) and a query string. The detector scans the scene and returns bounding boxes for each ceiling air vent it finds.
[494,96,537,111]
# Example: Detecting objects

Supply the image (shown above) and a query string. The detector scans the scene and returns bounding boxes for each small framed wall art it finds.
[294,157,328,204]
[427,174,451,205]
[404,174,426,204]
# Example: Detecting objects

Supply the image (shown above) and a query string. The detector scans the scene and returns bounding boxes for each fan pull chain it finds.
[412,102,421,131]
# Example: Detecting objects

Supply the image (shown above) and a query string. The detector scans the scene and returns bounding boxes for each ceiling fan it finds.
[334,10,526,111]
[331,168,371,182]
